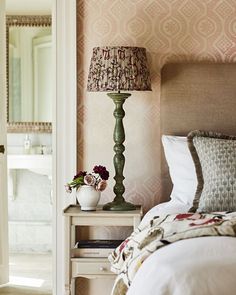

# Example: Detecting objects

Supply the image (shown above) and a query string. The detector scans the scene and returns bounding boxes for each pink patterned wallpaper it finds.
[77,0,236,212]
[76,0,236,294]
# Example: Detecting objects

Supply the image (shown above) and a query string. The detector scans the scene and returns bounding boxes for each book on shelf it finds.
[71,239,123,258]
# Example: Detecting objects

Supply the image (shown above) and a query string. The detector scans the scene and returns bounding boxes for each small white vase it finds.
[76,185,101,211]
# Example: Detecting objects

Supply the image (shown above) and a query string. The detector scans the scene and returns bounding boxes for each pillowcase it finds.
[187,130,236,212]
[162,135,197,205]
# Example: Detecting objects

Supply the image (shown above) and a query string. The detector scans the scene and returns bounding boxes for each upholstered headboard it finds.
[160,63,236,202]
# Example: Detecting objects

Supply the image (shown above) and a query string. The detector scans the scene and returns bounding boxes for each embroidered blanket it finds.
[108,212,236,295]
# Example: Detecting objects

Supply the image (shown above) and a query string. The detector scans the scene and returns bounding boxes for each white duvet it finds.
[127,201,236,295]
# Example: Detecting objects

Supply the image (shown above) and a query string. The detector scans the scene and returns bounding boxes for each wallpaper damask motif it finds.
[77,0,236,212]
[76,0,236,294]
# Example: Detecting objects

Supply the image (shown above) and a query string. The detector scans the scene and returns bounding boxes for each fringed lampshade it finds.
[87,46,151,211]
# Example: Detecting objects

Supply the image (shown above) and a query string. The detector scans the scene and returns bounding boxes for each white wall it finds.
[7,133,52,147]
[6,0,51,15]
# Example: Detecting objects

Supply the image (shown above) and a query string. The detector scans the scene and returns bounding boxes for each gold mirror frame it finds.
[6,15,52,133]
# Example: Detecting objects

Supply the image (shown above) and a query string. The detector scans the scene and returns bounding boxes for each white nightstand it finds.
[63,205,143,295]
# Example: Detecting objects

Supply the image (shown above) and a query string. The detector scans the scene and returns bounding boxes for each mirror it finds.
[6,15,52,133]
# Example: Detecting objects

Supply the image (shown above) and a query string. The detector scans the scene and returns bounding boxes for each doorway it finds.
[7,143,53,295]
[1,0,77,294]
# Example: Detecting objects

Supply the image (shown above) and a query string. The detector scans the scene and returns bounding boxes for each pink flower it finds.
[119,239,129,252]
[97,180,107,191]
[175,213,194,220]
[84,174,96,186]
[65,184,72,193]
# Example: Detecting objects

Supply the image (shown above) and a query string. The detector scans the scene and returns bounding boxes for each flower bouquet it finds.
[65,165,109,193]
[65,165,109,211]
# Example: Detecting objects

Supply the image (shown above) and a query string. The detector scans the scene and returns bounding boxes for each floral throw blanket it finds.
[108,212,236,295]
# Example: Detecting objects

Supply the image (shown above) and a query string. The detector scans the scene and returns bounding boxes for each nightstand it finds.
[63,205,143,295]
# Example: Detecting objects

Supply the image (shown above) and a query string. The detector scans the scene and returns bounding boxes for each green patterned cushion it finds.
[187,130,236,212]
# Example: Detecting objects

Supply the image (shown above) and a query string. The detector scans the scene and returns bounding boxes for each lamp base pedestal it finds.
[103,200,136,211]
[104,92,136,211]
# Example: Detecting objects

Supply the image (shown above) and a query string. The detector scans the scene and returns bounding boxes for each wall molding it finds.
[53,0,77,294]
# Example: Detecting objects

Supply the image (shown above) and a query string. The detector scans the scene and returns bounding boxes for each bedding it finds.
[162,135,197,205]
[188,130,236,212]
[127,236,236,295]
[111,130,236,295]
[141,199,191,225]
[109,210,236,295]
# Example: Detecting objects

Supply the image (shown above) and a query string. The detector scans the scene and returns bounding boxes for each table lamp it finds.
[87,46,151,211]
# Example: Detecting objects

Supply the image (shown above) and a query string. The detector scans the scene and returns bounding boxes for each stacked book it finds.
[72,239,123,258]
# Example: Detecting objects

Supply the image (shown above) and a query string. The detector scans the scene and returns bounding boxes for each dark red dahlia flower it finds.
[93,165,109,180]
[73,171,87,180]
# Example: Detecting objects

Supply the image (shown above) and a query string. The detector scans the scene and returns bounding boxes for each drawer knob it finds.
[99,267,106,271]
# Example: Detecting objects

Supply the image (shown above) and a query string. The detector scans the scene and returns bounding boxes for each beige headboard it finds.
[160,63,236,202]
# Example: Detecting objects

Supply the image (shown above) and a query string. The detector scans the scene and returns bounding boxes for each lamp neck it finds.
[107,92,131,100]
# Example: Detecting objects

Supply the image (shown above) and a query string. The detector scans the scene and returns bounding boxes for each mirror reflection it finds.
[7,15,52,132]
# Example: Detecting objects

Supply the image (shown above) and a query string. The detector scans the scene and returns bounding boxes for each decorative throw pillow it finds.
[187,130,236,212]
[162,135,197,205]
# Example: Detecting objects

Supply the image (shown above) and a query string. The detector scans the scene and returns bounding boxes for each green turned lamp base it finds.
[104,92,136,212]
[103,200,136,211]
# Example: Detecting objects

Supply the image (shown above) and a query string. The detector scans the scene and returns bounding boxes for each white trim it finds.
[0,0,9,285]
[53,0,77,294]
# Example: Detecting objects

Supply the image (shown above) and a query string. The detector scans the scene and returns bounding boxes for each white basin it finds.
[7,154,52,177]
[7,146,52,200]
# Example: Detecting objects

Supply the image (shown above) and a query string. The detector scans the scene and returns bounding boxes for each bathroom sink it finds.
[7,154,52,177]
[7,147,52,199]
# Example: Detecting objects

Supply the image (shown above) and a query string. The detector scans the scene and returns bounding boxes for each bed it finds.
[109,63,236,295]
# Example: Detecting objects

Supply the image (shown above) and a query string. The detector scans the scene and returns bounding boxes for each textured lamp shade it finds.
[87,46,151,92]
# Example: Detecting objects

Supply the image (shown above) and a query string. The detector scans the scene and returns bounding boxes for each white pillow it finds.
[162,135,197,205]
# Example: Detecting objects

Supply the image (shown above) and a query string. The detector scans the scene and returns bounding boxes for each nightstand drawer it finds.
[72,259,114,276]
